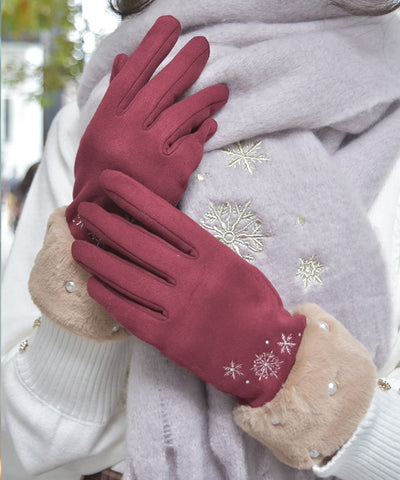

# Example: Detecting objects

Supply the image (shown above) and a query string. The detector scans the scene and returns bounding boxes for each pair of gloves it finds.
[30,15,377,470]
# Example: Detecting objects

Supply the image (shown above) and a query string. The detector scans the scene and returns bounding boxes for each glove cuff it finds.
[234,303,376,469]
[29,206,130,341]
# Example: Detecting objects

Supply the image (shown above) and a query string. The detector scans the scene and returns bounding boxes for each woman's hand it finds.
[66,15,228,241]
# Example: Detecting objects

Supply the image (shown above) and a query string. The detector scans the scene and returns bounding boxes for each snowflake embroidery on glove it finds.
[296,254,324,288]
[222,140,270,175]
[277,334,296,354]
[72,214,85,229]
[223,361,244,380]
[252,352,283,381]
[88,231,103,247]
[200,200,271,263]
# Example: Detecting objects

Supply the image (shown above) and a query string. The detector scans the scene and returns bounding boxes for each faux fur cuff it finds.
[233,303,376,469]
[29,207,130,341]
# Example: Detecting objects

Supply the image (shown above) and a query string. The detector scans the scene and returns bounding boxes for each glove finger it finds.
[99,170,204,252]
[197,117,218,143]
[159,84,228,146]
[87,277,166,344]
[78,201,187,280]
[136,36,210,126]
[110,53,128,82]
[110,15,181,111]
[72,240,172,314]
[165,119,217,177]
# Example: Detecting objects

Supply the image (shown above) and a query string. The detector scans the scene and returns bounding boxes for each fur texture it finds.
[28,207,130,341]
[233,303,377,469]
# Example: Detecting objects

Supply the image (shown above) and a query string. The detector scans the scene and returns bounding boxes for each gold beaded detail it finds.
[19,339,29,352]
[33,317,41,328]
[377,379,391,392]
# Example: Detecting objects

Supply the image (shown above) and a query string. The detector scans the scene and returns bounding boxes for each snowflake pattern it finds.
[223,361,244,380]
[222,140,270,175]
[277,334,296,355]
[73,214,103,246]
[252,351,283,381]
[200,200,271,262]
[88,231,103,247]
[296,254,325,288]
[72,214,85,229]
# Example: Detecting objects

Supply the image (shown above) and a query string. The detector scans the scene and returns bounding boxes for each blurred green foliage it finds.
[2,0,86,105]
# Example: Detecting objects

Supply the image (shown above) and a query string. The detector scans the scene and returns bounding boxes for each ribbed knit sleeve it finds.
[2,316,131,474]
[313,377,400,480]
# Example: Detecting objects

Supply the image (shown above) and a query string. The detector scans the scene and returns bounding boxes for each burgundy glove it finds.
[72,170,306,407]
[66,15,229,240]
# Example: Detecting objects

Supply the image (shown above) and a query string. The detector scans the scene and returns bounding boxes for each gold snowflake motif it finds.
[296,254,324,288]
[222,140,270,175]
[200,200,271,262]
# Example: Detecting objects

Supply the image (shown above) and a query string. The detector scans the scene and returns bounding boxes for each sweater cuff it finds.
[313,378,400,480]
[16,315,131,424]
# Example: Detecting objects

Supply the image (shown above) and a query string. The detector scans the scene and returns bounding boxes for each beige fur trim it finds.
[234,303,376,469]
[29,207,130,341]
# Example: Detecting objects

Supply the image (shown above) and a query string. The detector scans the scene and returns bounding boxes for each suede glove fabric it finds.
[72,171,377,469]
[66,15,228,240]
[72,170,306,408]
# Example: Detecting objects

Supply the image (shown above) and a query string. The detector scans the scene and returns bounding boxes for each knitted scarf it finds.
[78,2,400,478]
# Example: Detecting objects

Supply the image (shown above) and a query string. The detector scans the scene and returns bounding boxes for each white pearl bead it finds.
[310,449,320,459]
[271,418,280,425]
[112,326,120,334]
[65,281,75,293]
[319,321,329,331]
[328,381,338,395]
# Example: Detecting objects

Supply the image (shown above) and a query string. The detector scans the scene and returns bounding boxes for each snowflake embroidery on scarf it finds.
[222,140,270,175]
[277,334,296,355]
[223,361,244,380]
[296,254,325,288]
[252,352,283,381]
[200,200,271,263]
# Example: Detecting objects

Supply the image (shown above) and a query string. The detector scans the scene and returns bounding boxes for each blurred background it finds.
[1,0,119,270]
